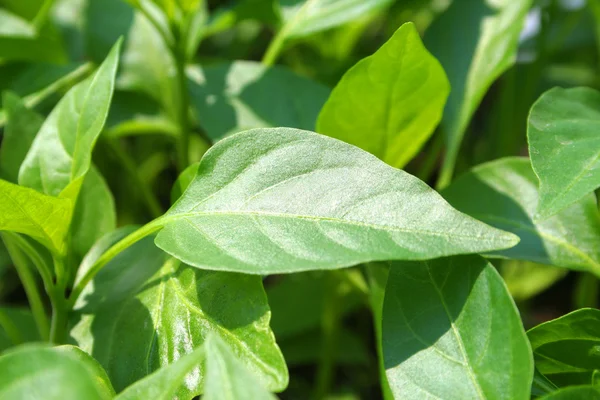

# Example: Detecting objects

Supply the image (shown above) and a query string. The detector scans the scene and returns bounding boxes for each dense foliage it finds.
[0,0,599,399]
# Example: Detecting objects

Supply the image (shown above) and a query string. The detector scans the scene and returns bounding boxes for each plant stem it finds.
[107,139,163,219]
[49,293,68,344]
[3,232,54,291]
[262,30,287,66]
[1,234,50,341]
[67,219,164,307]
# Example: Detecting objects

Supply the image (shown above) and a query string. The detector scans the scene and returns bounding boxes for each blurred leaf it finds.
[155,127,518,275]
[528,87,600,219]
[425,0,534,187]
[317,22,449,168]
[383,256,533,399]
[443,158,600,275]
[0,307,40,352]
[85,0,134,62]
[502,260,567,301]
[528,308,600,387]
[0,9,35,38]
[187,61,330,142]
[170,162,199,204]
[539,386,600,399]
[0,344,115,399]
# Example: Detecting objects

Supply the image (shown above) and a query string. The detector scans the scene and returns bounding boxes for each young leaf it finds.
[539,385,600,399]
[0,307,40,352]
[425,0,534,187]
[442,157,600,275]
[383,256,533,399]
[203,334,277,400]
[528,87,600,219]
[0,92,43,183]
[317,22,450,168]
[18,39,121,200]
[155,127,519,275]
[115,346,205,400]
[0,179,72,253]
[188,61,330,142]
[276,0,393,39]
[71,232,287,397]
[0,344,115,399]
[528,308,600,387]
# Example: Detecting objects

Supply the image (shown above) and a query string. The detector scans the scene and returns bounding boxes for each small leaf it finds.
[204,334,277,400]
[317,22,449,168]
[425,0,534,186]
[71,232,287,397]
[528,308,600,387]
[277,0,393,39]
[0,344,114,399]
[0,307,40,352]
[115,346,205,400]
[539,385,600,399]
[18,39,121,200]
[156,128,518,275]
[383,256,533,399]
[188,61,330,142]
[0,179,72,253]
[528,87,600,219]
[442,157,600,275]
[0,92,43,183]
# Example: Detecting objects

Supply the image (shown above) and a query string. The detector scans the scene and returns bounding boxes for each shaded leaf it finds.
[317,22,449,168]
[539,385,600,399]
[528,87,600,219]
[383,256,533,399]
[502,260,568,301]
[0,307,40,353]
[155,127,519,275]
[171,162,200,204]
[528,308,600,387]
[443,157,600,275]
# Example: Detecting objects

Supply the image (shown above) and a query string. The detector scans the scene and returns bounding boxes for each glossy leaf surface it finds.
[0,344,114,400]
[528,87,600,219]
[443,157,600,274]
[18,40,121,200]
[425,0,533,185]
[71,230,287,397]
[188,61,329,142]
[317,22,449,168]
[528,308,600,387]
[156,128,518,275]
[383,256,533,399]
[204,334,277,400]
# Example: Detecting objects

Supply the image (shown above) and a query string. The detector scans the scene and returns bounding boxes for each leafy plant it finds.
[0,0,599,399]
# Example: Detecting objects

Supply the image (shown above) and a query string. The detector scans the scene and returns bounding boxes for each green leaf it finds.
[0,307,40,352]
[0,9,36,38]
[70,167,117,261]
[18,39,122,200]
[0,344,115,399]
[85,0,134,63]
[383,256,533,399]
[528,87,600,219]
[0,179,73,252]
[442,157,600,274]
[71,231,287,397]
[155,127,519,275]
[317,22,449,168]
[539,385,600,400]
[276,0,393,39]
[188,61,330,142]
[425,0,534,187]
[203,334,277,400]
[0,92,43,183]
[528,308,600,387]
[171,162,200,204]
[0,17,66,63]
[501,260,568,301]
[115,346,205,400]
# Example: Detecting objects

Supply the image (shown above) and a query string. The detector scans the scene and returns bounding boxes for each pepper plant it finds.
[0,0,599,399]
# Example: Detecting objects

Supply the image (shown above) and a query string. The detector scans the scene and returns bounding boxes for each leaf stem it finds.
[67,219,164,307]
[49,293,68,344]
[262,29,287,66]
[3,232,54,290]
[1,234,50,341]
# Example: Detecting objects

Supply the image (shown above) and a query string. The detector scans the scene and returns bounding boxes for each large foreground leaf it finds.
[71,229,287,397]
[443,157,600,275]
[528,87,600,219]
[0,344,114,400]
[317,22,449,168]
[0,179,72,253]
[188,61,330,142]
[528,308,600,387]
[383,256,533,399]
[155,128,518,275]
[18,39,121,200]
[425,0,534,186]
